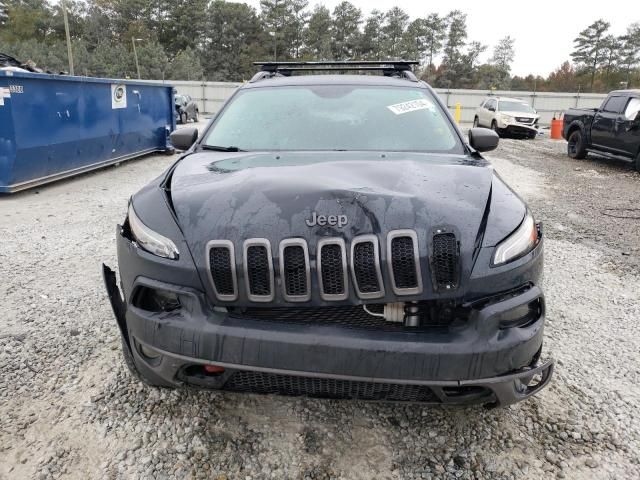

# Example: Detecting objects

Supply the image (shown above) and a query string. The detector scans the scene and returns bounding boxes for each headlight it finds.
[493,212,538,266]
[127,203,179,260]
[499,113,513,122]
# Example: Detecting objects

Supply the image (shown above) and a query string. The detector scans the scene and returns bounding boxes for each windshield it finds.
[203,85,463,153]
[498,101,535,113]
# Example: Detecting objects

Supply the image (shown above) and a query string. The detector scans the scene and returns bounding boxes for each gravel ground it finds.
[1,127,639,480]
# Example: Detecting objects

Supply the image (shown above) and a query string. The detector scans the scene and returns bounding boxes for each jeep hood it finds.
[168,151,525,302]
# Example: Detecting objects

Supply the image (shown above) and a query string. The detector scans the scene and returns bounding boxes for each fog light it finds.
[499,299,542,329]
[133,286,181,312]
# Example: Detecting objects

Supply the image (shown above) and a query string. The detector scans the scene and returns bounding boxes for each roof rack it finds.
[251,60,419,82]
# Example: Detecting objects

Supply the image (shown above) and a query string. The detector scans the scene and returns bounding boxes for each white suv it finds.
[474,97,540,138]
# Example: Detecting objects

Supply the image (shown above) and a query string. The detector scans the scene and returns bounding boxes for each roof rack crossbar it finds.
[252,60,420,81]
[254,60,418,72]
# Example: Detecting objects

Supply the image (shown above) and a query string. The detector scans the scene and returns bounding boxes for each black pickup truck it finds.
[563,90,640,171]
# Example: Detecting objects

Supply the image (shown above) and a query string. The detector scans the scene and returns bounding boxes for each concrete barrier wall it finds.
[150,79,608,126]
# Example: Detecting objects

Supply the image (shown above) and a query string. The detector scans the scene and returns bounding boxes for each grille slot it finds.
[223,371,439,402]
[206,240,237,301]
[387,230,422,295]
[279,239,311,302]
[351,235,384,299]
[318,238,348,301]
[243,239,274,302]
[432,232,459,291]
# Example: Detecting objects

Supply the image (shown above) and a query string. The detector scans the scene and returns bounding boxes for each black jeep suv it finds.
[103,61,553,408]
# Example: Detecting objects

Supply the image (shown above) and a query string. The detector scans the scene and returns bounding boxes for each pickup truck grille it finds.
[206,230,459,303]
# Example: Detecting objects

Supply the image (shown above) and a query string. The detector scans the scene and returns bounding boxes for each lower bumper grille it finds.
[223,371,440,402]
[228,304,460,331]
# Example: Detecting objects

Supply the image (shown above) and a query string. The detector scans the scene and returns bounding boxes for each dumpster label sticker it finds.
[0,87,10,106]
[387,98,435,115]
[9,85,24,94]
[111,84,127,109]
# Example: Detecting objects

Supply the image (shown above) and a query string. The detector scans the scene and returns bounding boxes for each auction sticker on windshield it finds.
[387,98,435,115]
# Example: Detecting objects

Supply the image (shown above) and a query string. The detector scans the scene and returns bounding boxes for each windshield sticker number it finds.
[387,99,435,115]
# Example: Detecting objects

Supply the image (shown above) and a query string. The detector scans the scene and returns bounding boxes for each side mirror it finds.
[170,127,198,151]
[488,106,496,112]
[469,127,499,152]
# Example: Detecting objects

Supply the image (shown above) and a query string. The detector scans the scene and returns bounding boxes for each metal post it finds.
[132,38,141,80]
[61,0,74,75]
[202,82,206,115]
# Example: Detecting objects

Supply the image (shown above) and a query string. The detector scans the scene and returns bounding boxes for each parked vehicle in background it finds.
[474,97,539,139]
[563,90,640,171]
[175,94,199,124]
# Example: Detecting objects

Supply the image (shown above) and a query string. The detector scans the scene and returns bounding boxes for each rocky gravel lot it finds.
[1,127,639,480]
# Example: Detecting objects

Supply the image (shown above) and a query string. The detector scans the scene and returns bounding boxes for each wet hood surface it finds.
[171,151,492,245]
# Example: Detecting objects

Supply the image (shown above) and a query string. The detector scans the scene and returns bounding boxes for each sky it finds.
[243,0,637,77]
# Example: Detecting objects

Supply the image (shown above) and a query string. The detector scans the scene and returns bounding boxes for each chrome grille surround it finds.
[317,237,349,301]
[386,229,423,295]
[242,238,274,302]
[206,239,238,301]
[350,234,385,299]
[279,238,311,302]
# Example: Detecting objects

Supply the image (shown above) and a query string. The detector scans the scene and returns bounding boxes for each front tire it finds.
[193,109,199,123]
[180,112,187,125]
[473,116,479,128]
[567,130,587,159]
[491,120,502,138]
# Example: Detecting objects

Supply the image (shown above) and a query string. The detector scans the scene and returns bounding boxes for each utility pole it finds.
[61,0,74,75]
[132,38,142,79]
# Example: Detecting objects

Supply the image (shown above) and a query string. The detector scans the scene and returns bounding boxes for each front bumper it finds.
[498,120,538,135]
[103,261,554,407]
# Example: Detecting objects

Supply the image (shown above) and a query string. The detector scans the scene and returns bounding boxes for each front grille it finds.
[352,237,383,298]
[246,245,271,297]
[223,371,440,402]
[206,229,459,302]
[432,233,459,290]
[208,242,236,299]
[388,230,422,295]
[318,240,347,300]
[280,240,310,301]
[516,117,533,123]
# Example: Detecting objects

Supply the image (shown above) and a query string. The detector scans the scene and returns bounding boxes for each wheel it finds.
[473,116,479,128]
[567,129,587,159]
[491,120,502,137]
[193,109,199,123]
[180,112,187,125]
[120,338,173,388]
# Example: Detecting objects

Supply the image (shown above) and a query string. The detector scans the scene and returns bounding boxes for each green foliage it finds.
[304,5,332,60]
[0,1,638,91]
[166,47,203,80]
[330,1,361,60]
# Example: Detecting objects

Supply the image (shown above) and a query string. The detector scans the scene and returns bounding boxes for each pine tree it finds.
[303,5,332,60]
[330,1,361,60]
[571,19,610,91]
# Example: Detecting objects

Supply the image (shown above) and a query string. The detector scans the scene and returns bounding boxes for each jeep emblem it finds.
[306,211,348,228]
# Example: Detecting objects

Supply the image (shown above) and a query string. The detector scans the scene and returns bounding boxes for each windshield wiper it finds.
[200,145,247,152]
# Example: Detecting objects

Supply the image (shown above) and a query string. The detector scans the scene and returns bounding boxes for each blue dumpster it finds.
[0,71,175,193]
